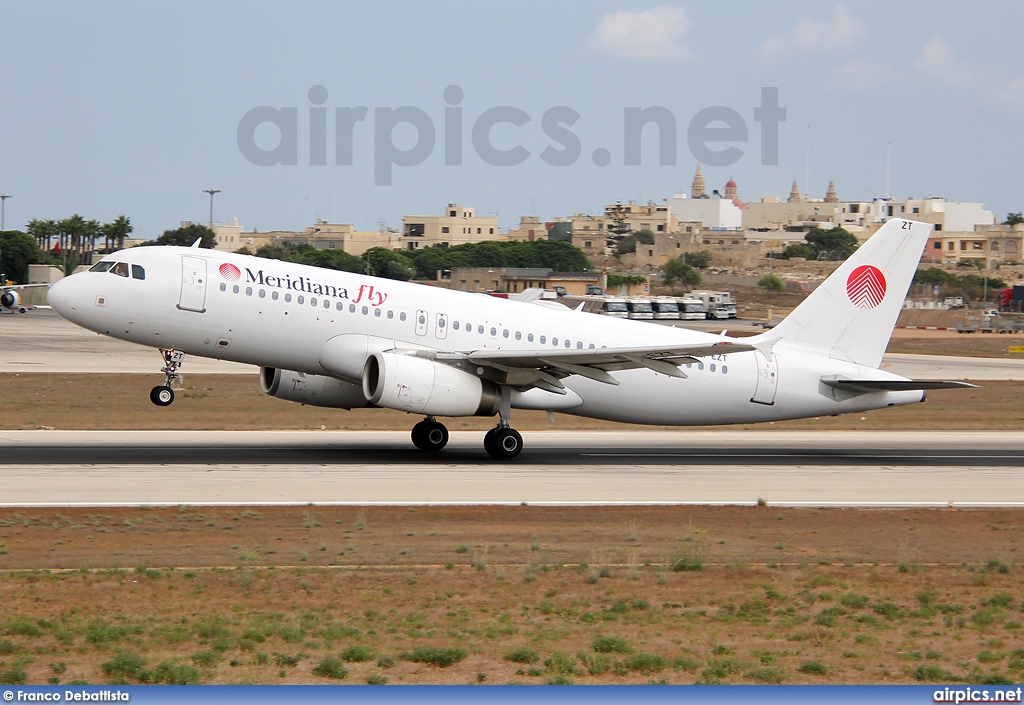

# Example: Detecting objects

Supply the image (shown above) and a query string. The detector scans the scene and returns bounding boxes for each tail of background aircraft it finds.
[752,218,931,369]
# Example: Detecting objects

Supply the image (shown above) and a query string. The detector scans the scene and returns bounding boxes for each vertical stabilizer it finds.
[752,218,931,368]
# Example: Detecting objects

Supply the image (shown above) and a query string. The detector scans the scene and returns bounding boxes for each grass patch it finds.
[591,636,633,654]
[312,658,348,679]
[504,648,540,664]
[403,646,467,668]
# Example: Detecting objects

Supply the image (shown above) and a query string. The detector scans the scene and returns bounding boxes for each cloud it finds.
[760,4,864,60]
[587,6,691,63]
[827,35,1024,109]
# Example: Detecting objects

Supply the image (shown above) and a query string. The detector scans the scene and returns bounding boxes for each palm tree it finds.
[102,215,133,252]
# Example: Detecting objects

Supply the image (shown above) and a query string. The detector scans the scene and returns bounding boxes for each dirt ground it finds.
[0,505,1022,685]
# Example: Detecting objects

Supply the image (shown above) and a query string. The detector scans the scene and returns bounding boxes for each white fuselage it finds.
[50,246,923,425]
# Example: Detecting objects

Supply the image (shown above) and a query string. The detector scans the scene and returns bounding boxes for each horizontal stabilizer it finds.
[821,379,979,393]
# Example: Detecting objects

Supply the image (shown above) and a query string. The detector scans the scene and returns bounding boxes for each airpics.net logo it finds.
[236,85,787,185]
[846,265,886,309]
[219,263,241,282]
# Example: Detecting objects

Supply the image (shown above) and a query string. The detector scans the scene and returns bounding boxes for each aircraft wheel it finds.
[411,419,449,451]
[150,385,174,406]
[485,427,523,459]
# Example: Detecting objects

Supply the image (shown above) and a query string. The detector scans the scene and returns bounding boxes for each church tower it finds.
[724,177,737,201]
[691,163,706,199]
[787,180,802,203]
[824,180,838,203]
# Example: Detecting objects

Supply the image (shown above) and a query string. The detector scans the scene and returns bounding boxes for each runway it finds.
[1,430,1021,507]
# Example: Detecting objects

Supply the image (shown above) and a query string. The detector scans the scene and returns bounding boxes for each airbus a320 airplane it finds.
[46,218,970,458]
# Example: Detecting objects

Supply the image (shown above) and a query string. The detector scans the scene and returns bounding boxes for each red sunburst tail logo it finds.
[219,263,241,281]
[846,265,886,309]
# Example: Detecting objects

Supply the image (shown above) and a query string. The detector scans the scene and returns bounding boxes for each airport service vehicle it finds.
[600,298,628,318]
[625,298,655,320]
[692,290,737,319]
[678,297,707,320]
[47,218,971,459]
[650,297,681,320]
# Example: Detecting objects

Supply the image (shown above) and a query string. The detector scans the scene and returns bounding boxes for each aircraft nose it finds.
[48,275,81,321]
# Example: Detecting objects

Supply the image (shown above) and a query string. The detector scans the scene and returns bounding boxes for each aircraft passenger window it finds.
[589,343,595,349]
[552,338,558,346]
[297,295,305,305]
[477,325,484,334]
[285,293,291,302]
[90,262,115,272]
[219,283,226,292]
[710,363,716,372]
[490,327,496,336]
[564,340,571,348]
[453,321,459,330]
[272,291,279,300]
[464,322,471,330]
[310,298,317,306]
[577,342,583,349]
[362,306,368,315]
[111,262,129,277]
[324,300,330,309]
[528,334,534,342]
[246,287,253,296]
[515,331,521,340]
[400,312,407,321]
[419,313,426,325]
[502,329,508,338]
[438,317,445,327]
[387,310,393,319]
[722,365,728,374]
[697,362,704,370]
[374,308,381,317]
[131,265,145,280]
[540,336,546,344]
[336,302,343,311]
[259,289,266,298]
[233,285,240,294]
[349,304,356,313]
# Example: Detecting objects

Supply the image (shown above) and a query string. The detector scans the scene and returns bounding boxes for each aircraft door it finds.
[750,352,779,405]
[415,309,428,336]
[178,256,208,313]
[435,312,448,340]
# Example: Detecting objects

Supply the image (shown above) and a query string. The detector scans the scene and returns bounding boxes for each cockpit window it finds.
[90,261,115,272]
[131,264,145,280]
[111,262,129,277]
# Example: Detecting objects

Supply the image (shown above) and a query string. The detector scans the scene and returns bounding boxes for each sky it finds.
[1,1,1022,238]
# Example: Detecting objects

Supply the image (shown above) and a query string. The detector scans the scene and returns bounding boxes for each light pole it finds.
[202,189,221,230]
[0,194,10,231]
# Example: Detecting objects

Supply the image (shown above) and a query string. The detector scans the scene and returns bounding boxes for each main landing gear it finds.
[411,417,449,451]
[410,387,524,459]
[150,348,185,407]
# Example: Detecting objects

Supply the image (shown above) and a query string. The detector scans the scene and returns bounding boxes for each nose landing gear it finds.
[150,348,184,407]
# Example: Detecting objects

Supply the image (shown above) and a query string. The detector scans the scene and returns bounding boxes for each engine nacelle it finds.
[1,289,26,312]
[362,352,500,417]
[260,367,368,409]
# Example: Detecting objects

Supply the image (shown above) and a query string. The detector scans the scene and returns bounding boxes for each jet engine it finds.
[259,367,368,409]
[0,290,28,313]
[362,352,500,417]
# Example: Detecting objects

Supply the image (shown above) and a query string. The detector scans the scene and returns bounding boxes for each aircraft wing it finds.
[401,340,755,391]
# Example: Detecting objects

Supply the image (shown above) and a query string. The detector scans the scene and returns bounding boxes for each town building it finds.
[449,266,602,295]
[401,203,499,251]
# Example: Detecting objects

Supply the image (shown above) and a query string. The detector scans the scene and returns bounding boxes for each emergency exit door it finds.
[178,256,208,313]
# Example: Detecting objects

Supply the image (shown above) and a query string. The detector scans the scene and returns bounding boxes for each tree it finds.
[362,247,414,281]
[101,215,133,251]
[1004,212,1024,226]
[26,219,58,252]
[662,256,701,287]
[804,226,858,260]
[150,224,216,248]
[683,250,713,269]
[606,203,630,236]
[254,244,292,261]
[292,248,364,273]
[913,268,954,286]
[0,230,44,284]
[781,243,814,260]
[613,230,654,257]
[757,274,786,292]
